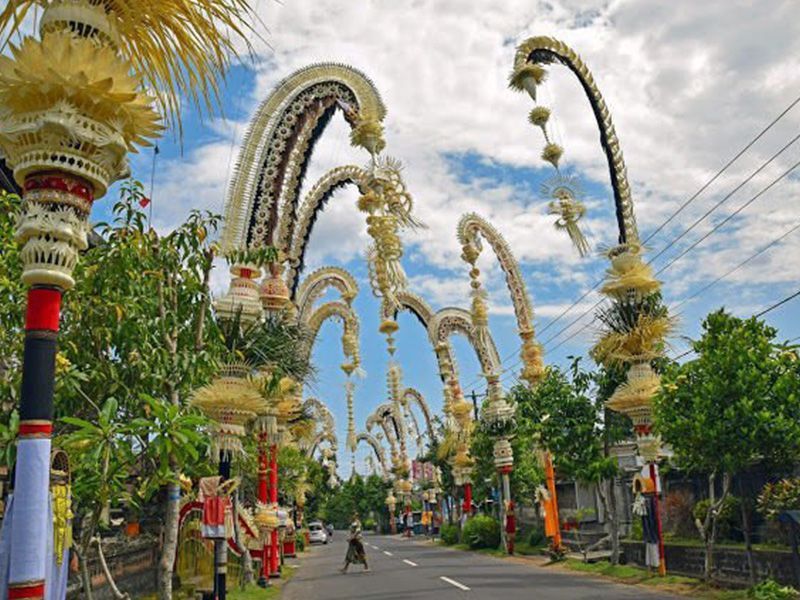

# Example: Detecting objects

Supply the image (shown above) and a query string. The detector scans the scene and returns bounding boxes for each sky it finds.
[9,0,800,477]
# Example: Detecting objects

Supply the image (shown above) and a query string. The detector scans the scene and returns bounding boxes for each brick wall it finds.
[68,536,159,600]
[622,540,799,587]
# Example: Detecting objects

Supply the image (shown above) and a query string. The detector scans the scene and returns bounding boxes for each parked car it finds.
[308,521,329,544]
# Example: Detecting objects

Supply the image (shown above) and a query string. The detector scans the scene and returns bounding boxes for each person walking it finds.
[341,514,369,573]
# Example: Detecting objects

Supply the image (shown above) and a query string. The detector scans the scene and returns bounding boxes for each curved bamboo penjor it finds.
[402,388,435,442]
[458,213,544,385]
[304,300,361,375]
[430,307,502,377]
[296,266,358,320]
[221,63,387,252]
[510,36,638,246]
[285,158,421,306]
[510,38,669,470]
[307,429,338,459]
[355,432,390,478]
[302,398,335,435]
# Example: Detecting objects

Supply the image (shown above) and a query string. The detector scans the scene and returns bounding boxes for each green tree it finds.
[54,181,225,599]
[0,189,24,416]
[515,359,628,562]
[654,309,800,581]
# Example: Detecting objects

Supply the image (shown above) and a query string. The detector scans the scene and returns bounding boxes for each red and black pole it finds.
[257,432,271,587]
[269,444,280,578]
[8,173,93,600]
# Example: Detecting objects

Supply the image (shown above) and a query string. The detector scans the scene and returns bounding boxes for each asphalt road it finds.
[283,533,680,600]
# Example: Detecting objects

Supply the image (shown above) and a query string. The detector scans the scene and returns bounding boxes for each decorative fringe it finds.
[508,63,548,93]
[528,106,551,128]
[541,142,564,168]
[606,362,660,414]
[350,117,386,155]
[592,313,673,367]
[1,0,258,130]
[601,251,661,300]
[548,195,590,257]
[520,338,545,385]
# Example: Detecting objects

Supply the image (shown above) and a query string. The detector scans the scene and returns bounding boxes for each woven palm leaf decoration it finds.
[1,0,257,130]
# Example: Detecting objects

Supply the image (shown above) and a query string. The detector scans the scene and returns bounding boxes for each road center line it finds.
[403,559,418,567]
[383,550,393,556]
[440,576,470,591]
[371,545,379,550]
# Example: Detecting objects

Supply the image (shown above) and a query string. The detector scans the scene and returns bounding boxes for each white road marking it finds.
[371,545,380,550]
[403,559,418,567]
[383,551,393,556]
[440,576,470,591]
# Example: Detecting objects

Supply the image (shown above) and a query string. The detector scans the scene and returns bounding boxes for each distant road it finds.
[282,532,679,599]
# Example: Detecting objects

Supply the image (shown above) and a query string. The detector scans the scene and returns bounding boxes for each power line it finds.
[461,97,800,389]
[642,93,800,245]
[671,288,800,361]
[672,220,800,313]
[532,97,800,348]
[654,157,800,278]
[647,131,800,265]
[538,186,800,363]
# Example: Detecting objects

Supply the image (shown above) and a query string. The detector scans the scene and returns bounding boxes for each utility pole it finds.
[470,390,480,421]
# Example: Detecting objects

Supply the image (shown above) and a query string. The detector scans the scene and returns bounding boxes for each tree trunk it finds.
[597,479,621,564]
[157,480,181,600]
[76,547,95,600]
[738,478,756,584]
[696,472,732,583]
[94,537,130,600]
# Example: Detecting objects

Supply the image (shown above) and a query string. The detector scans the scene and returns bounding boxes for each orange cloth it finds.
[544,498,559,538]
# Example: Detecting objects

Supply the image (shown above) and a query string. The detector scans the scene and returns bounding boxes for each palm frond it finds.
[0,0,260,131]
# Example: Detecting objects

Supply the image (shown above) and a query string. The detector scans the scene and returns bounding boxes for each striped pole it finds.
[9,172,93,600]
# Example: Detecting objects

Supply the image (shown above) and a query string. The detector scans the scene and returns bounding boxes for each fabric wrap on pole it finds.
[9,440,51,587]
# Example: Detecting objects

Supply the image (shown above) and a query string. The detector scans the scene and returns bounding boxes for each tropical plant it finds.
[462,515,501,549]
[758,479,800,522]
[655,309,800,582]
[441,523,459,545]
[0,189,23,415]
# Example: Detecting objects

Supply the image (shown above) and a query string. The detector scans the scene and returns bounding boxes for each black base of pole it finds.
[257,575,270,588]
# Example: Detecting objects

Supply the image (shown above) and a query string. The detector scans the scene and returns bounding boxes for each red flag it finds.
[139,196,151,208]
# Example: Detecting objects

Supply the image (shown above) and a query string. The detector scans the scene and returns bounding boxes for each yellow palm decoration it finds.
[1,0,257,129]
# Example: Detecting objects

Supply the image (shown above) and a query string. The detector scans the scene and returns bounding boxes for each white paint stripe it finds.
[403,559,418,567]
[440,576,470,591]
[383,551,393,556]
[371,545,379,550]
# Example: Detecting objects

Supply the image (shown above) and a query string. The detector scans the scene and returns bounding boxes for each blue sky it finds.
[82,0,800,477]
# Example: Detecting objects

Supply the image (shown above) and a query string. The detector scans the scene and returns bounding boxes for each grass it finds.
[140,566,297,600]
[561,559,776,599]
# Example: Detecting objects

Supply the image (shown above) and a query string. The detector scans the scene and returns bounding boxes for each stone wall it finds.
[67,536,159,600]
[622,540,799,587]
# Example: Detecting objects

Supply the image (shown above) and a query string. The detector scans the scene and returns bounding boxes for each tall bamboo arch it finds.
[457,213,544,385]
[221,64,386,253]
[296,266,358,321]
[511,37,638,245]
[402,387,435,442]
[303,300,361,373]
[355,432,389,477]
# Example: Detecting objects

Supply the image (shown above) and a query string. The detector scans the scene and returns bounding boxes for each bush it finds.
[759,479,800,521]
[461,515,501,550]
[693,496,740,540]
[363,518,376,531]
[441,524,459,546]
[295,532,306,552]
[527,526,545,547]
[748,579,798,600]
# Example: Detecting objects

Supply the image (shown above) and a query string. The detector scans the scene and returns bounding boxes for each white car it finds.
[308,522,329,544]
